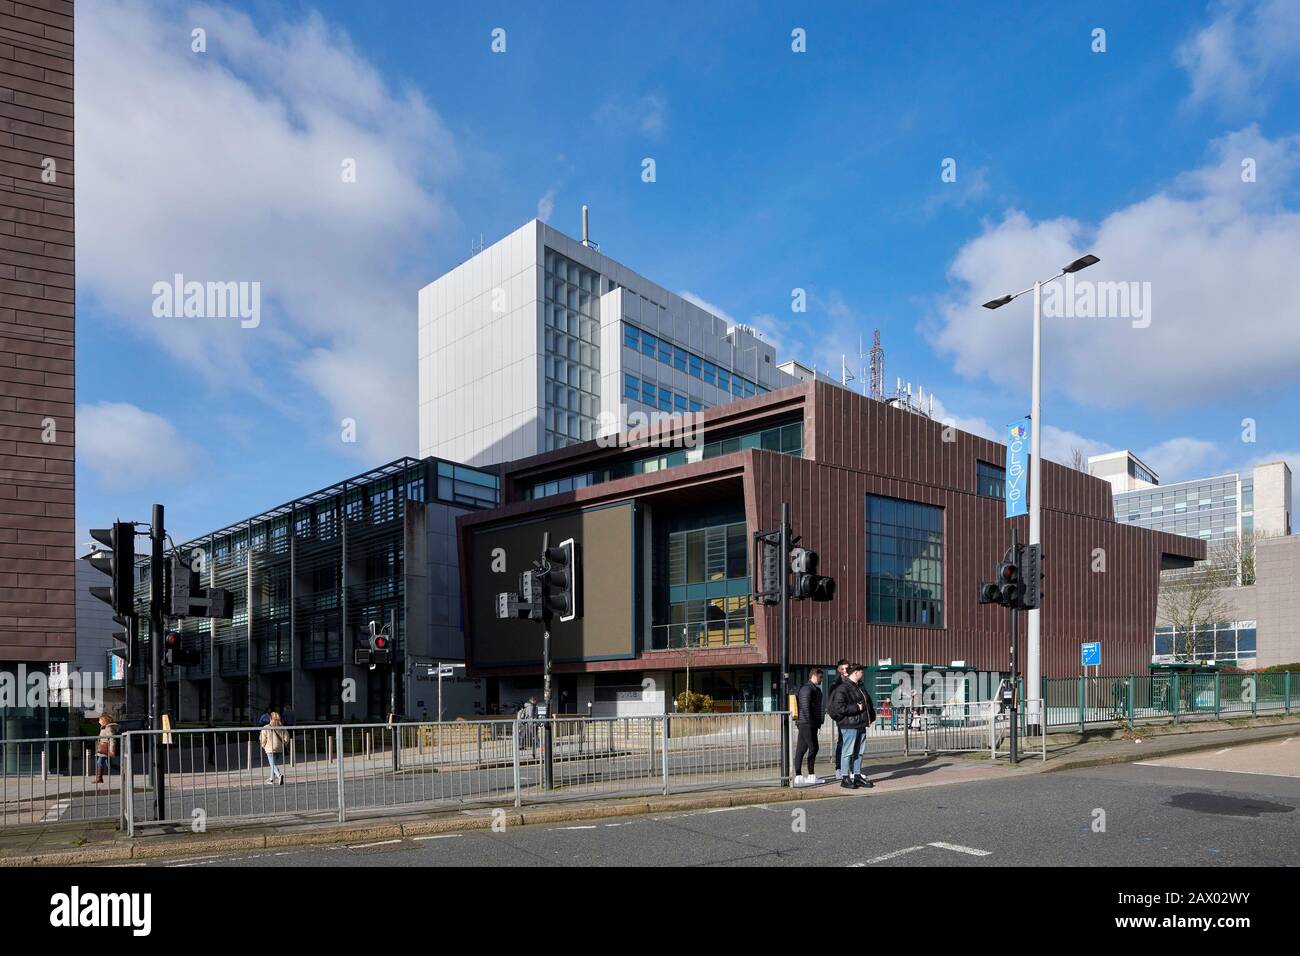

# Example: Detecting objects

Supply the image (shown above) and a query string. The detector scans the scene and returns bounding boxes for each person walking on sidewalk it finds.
[793,668,826,785]
[828,664,876,789]
[260,711,288,786]
[94,713,117,785]
[829,660,849,778]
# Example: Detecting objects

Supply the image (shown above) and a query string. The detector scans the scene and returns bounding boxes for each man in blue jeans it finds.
[828,660,849,778]
[828,663,876,789]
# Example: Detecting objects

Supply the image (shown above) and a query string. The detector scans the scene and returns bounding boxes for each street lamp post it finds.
[983,254,1099,730]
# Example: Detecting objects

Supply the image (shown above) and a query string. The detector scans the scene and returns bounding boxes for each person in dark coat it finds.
[827,663,876,789]
[792,668,825,785]
[829,659,849,778]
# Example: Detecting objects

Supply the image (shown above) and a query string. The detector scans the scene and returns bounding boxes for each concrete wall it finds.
[1253,461,1292,537]
[419,220,543,466]
[1256,534,1300,667]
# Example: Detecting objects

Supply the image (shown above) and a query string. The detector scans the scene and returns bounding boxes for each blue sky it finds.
[75,0,1300,546]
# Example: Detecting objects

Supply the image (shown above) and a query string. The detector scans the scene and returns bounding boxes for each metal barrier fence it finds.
[0,735,128,828]
[93,714,788,834]
[1042,672,1295,731]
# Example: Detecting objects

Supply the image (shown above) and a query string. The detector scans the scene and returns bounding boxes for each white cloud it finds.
[79,402,199,490]
[537,187,557,222]
[77,0,460,462]
[1178,0,1300,111]
[932,126,1300,412]
[1137,436,1222,482]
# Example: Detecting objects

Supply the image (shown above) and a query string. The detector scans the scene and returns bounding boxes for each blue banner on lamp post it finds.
[1005,417,1031,518]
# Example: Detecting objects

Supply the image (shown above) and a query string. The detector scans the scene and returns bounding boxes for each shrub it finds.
[675,691,715,713]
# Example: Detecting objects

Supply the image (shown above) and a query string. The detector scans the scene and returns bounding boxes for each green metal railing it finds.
[1040,672,1295,731]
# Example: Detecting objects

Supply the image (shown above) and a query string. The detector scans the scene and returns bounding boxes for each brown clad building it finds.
[458,381,1203,714]
[0,0,75,703]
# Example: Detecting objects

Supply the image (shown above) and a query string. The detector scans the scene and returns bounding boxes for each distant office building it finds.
[113,457,498,723]
[418,216,796,466]
[1090,451,1295,667]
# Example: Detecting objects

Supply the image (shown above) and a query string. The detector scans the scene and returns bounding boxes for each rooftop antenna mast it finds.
[840,354,856,389]
[868,328,884,400]
[581,205,599,250]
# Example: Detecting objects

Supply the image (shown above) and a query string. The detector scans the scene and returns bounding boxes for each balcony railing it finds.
[651,619,754,651]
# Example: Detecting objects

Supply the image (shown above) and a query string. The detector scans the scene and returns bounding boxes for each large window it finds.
[544,249,602,450]
[656,520,752,649]
[976,461,1005,499]
[866,496,944,627]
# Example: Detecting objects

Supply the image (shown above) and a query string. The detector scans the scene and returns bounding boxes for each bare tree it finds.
[1215,527,1275,586]
[1070,446,1087,471]
[1158,541,1237,660]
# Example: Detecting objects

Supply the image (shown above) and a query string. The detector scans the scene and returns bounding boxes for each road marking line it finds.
[39,799,70,823]
[347,839,402,849]
[851,845,927,866]
[1215,748,1233,755]
[552,825,597,831]
[412,834,461,841]
[928,842,992,857]
[1135,762,1297,779]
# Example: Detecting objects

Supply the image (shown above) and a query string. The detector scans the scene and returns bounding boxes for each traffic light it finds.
[168,554,201,617]
[540,538,579,622]
[997,557,1022,607]
[87,521,134,615]
[754,532,782,605]
[162,631,199,668]
[978,544,1040,610]
[789,547,836,602]
[1018,544,1041,610]
[520,567,544,621]
[110,613,133,667]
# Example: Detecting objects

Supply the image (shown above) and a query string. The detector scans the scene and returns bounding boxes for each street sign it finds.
[1081,642,1101,667]
[437,665,457,678]
[1005,418,1031,518]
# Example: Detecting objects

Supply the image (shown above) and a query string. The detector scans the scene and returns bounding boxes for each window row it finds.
[623,373,704,414]
[622,322,765,399]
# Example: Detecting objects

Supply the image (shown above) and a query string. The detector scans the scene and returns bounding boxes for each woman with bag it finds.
[260,712,289,786]
[94,713,117,785]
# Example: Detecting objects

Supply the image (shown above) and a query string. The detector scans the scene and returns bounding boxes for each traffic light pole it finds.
[150,503,167,822]
[1009,528,1019,765]
[779,502,791,787]
[541,531,554,791]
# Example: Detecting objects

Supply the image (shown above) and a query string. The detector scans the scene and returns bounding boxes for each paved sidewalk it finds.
[3,713,1296,866]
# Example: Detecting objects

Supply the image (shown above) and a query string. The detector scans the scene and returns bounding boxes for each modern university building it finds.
[458,380,1203,715]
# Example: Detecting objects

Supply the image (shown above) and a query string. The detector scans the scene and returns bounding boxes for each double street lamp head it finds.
[981,253,1100,309]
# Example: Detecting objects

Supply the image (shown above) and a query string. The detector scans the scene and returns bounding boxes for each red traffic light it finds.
[374,635,388,649]
[165,632,181,648]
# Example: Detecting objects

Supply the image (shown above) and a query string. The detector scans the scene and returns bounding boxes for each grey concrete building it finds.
[1093,452,1297,668]
[418,215,797,467]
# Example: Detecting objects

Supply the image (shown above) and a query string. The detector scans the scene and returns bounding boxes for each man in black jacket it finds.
[827,663,876,789]
[792,668,825,785]
[829,659,849,778]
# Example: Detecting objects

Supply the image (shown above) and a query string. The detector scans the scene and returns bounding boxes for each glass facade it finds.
[544,248,602,451]
[976,460,1005,499]
[1112,473,1243,581]
[1154,621,1257,665]
[622,322,767,399]
[525,420,803,500]
[654,519,753,650]
[866,495,944,627]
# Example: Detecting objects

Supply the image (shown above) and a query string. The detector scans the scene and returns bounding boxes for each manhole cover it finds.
[1166,792,1294,818]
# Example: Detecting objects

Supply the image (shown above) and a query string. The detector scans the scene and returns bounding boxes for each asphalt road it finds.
[120,737,1300,867]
